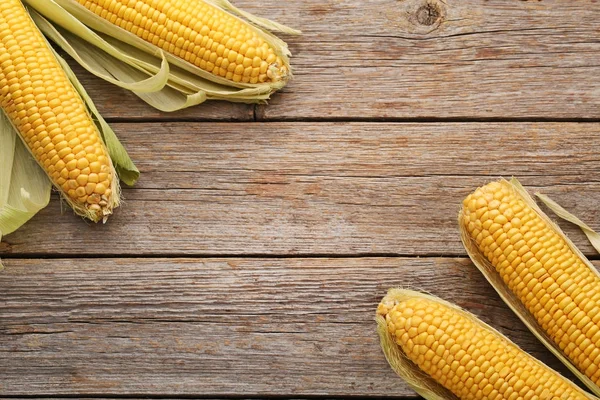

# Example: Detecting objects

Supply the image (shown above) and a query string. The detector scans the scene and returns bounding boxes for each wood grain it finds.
[66,0,600,121]
[0,257,588,397]
[1,122,599,257]
[256,0,600,120]
[6,1,599,398]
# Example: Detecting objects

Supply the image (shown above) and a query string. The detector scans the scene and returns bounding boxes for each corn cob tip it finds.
[68,167,119,223]
[376,296,396,318]
[52,154,118,224]
[267,63,290,83]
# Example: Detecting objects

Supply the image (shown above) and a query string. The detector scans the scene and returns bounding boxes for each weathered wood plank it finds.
[0,257,586,396]
[67,0,600,121]
[2,122,599,257]
[252,0,600,120]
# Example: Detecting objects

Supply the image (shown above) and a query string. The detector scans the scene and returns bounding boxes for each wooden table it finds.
[2,0,600,398]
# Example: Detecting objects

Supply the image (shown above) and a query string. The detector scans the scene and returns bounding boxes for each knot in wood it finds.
[391,0,446,34]
[416,3,441,26]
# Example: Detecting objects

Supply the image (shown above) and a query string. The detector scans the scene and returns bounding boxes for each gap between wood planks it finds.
[0,397,424,400]
[0,396,423,399]
[0,253,467,259]
[101,109,600,124]
[4,253,600,261]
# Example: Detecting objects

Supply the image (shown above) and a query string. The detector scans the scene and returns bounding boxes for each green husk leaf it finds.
[535,192,600,254]
[0,111,52,270]
[24,0,297,111]
[459,177,600,396]
[377,288,599,400]
[53,48,139,186]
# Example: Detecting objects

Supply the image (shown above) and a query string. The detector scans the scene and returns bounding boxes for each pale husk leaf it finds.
[0,111,52,270]
[24,0,295,110]
[35,17,210,111]
[26,1,170,93]
[377,288,599,400]
[459,177,600,396]
[535,192,600,254]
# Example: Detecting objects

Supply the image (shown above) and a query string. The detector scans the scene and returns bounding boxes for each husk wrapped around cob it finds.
[23,0,300,112]
[459,178,600,396]
[376,288,598,400]
[0,0,138,264]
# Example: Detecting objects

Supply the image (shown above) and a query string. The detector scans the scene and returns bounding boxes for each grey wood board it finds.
[1,122,598,257]
[0,257,588,397]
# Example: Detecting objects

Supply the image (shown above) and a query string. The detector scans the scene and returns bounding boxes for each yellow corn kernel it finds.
[76,0,287,83]
[0,0,115,221]
[462,180,600,385]
[378,294,590,399]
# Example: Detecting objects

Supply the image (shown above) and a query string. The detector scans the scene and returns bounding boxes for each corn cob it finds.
[377,290,592,400]
[0,0,116,222]
[461,180,600,387]
[74,0,288,84]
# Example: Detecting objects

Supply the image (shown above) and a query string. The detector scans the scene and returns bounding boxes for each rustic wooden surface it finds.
[0,258,591,396]
[2,0,600,398]
[2,122,600,258]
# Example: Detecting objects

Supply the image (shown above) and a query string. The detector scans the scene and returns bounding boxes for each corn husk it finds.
[24,0,300,112]
[0,36,138,254]
[535,192,600,254]
[376,288,599,400]
[459,177,600,396]
[0,112,52,270]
